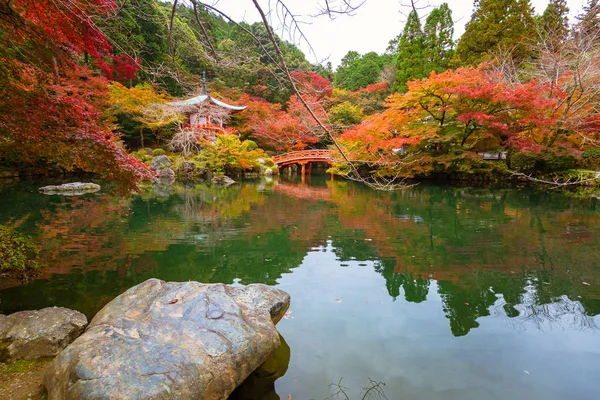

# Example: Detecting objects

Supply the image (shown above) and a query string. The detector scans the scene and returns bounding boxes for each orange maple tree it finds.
[336,66,572,176]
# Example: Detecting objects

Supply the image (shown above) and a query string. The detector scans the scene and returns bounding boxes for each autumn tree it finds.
[0,0,152,188]
[106,83,177,147]
[245,93,327,152]
[455,0,535,66]
[336,67,561,177]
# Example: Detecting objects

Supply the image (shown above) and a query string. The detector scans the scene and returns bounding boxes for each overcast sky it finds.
[210,0,589,68]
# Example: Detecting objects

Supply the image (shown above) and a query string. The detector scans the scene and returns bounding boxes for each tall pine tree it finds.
[455,0,535,66]
[424,3,454,73]
[574,0,600,39]
[394,9,426,92]
[539,0,569,51]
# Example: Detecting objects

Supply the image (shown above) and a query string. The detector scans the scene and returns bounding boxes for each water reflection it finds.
[1,177,599,398]
[0,178,599,335]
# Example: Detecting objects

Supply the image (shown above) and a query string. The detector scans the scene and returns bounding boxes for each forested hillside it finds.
[1,0,599,188]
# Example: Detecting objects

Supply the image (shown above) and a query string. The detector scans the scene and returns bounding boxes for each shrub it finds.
[510,152,537,171]
[581,149,600,170]
[244,140,258,151]
[0,225,42,280]
[510,152,576,172]
[151,148,166,156]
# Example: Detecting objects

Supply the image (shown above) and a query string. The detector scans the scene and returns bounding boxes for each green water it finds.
[1,176,599,400]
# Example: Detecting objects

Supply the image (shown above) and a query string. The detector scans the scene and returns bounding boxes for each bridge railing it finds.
[272,149,333,165]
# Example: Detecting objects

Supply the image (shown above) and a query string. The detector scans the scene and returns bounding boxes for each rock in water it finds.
[0,307,88,362]
[38,182,100,195]
[44,279,290,400]
[211,175,235,187]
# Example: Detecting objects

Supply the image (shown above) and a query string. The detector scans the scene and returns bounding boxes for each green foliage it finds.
[152,148,166,156]
[510,152,538,171]
[539,0,570,51]
[455,0,535,65]
[334,51,392,91]
[244,140,258,151]
[199,135,269,174]
[0,225,42,278]
[424,3,455,73]
[394,10,427,92]
[329,102,364,126]
[510,152,577,172]
[581,149,600,170]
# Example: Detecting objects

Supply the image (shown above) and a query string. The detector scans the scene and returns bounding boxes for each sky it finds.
[210,0,589,67]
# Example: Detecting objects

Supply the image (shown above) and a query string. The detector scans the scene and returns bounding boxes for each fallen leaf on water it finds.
[465,302,470,305]
[542,282,550,285]
[335,298,342,303]
[168,299,178,304]
[284,310,293,320]
[288,395,292,400]
[583,282,591,285]
[524,370,530,375]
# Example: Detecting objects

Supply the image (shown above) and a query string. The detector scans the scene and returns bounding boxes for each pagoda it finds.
[168,72,246,138]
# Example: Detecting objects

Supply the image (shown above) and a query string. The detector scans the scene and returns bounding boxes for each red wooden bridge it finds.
[272,149,334,167]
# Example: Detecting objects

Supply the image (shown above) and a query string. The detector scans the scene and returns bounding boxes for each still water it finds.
[1,176,599,399]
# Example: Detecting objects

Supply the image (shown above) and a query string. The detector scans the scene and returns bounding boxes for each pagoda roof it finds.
[167,94,247,112]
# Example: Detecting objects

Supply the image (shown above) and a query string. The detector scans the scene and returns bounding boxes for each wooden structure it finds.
[167,72,246,138]
[272,149,334,176]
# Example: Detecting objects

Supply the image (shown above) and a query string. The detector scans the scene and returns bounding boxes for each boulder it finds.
[38,182,100,195]
[150,155,172,171]
[151,179,174,197]
[0,307,87,362]
[177,160,196,175]
[44,279,290,400]
[212,175,236,187]
[160,167,175,179]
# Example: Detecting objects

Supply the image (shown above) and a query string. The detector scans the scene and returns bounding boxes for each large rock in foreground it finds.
[0,307,87,362]
[39,182,100,195]
[44,279,290,400]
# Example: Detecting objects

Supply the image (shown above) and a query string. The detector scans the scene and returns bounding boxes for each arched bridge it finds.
[272,149,334,167]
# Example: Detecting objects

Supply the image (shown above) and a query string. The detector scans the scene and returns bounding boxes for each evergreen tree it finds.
[455,0,535,66]
[334,51,391,91]
[574,0,600,39]
[394,9,426,92]
[424,3,455,73]
[539,0,569,51]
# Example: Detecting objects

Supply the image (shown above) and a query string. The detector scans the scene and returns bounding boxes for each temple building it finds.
[168,72,246,139]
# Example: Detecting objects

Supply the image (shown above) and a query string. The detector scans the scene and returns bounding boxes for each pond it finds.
[1,176,599,400]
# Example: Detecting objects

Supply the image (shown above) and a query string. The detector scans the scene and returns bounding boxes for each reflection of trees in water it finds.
[375,259,430,303]
[497,281,599,333]
[1,180,600,336]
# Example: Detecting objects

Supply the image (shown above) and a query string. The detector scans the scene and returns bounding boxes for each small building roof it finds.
[167,94,247,111]
[167,71,246,112]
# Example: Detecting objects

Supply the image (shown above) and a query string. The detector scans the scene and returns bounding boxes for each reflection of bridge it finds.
[273,182,332,201]
[272,149,334,175]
